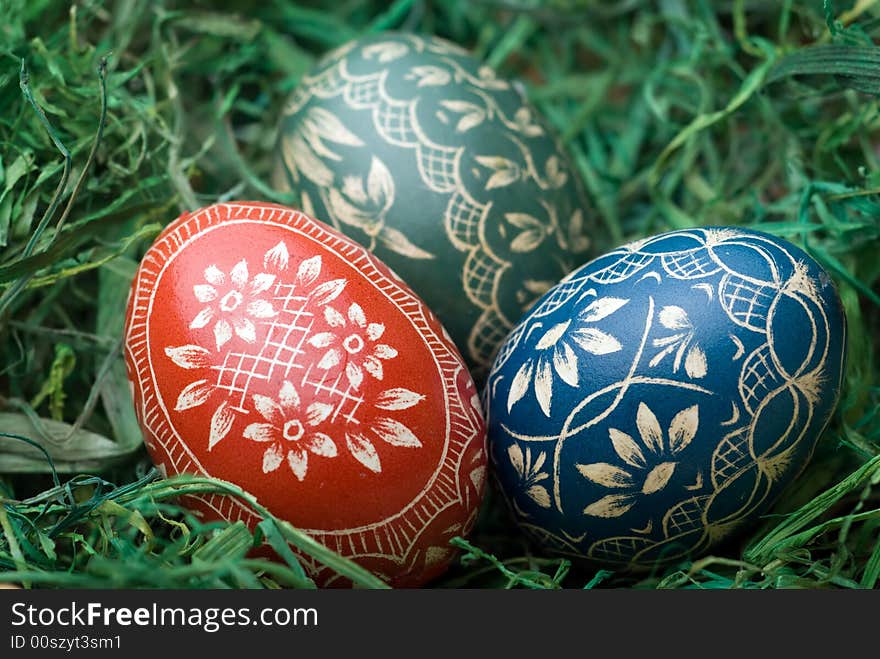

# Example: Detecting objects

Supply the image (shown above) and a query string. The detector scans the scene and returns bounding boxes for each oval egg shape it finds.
[124,201,487,586]
[484,226,846,567]
[274,32,594,379]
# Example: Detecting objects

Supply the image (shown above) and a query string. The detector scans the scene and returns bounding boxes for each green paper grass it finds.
[1,0,879,589]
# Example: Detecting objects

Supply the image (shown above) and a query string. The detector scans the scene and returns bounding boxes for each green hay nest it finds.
[1,0,879,589]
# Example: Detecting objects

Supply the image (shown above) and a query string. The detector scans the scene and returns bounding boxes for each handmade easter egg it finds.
[274,32,593,380]
[485,226,846,567]
[124,201,487,587]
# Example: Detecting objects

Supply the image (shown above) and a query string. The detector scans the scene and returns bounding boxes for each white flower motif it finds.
[308,302,398,389]
[507,444,551,508]
[507,297,629,416]
[243,380,338,481]
[649,306,707,379]
[578,402,699,518]
[190,258,278,350]
[242,382,425,477]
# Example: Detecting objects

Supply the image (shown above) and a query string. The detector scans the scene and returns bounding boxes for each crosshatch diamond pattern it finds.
[470,309,509,368]
[211,281,367,424]
[739,344,782,414]
[302,364,365,425]
[376,99,417,144]
[590,252,654,284]
[445,191,485,245]
[663,497,705,536]
[721,275,777,332]
[346,77,381,107]
[712,428,753,488]
[418,144,458,191]
[213,283,315,412]
[588,537,651,564]
[661,249,719,279]
[532,277,588,317]
[463,249,500,308]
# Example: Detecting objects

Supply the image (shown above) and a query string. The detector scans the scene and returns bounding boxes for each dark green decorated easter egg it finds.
[274,32,593,380]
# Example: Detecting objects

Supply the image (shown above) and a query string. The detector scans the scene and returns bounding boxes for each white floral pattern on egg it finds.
[125,202,487,586]
[485,227,847,567]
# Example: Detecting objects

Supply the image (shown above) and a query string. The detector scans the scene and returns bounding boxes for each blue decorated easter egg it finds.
[484,226,847,567]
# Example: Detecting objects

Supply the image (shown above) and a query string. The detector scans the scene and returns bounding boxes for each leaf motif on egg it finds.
[280,107,365,189]
[325,156,435,260]
[404,65,451,87]
[362,41,409,63]
[475,155,520,190]
[505,213,547,253]
[439,100,487,133]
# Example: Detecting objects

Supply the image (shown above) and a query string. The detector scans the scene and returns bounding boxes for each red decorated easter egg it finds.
[124,201,487,587]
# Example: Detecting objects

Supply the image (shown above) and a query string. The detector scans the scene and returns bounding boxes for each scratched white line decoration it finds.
[124,202,487,587]
[484,226,847,567]
[274,32,594,382]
